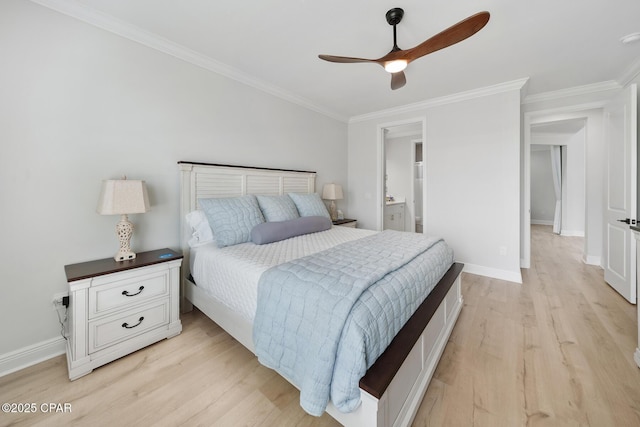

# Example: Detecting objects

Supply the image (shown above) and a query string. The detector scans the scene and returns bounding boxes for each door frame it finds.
[411,138,423,233]
[377,117,427,231]
[523,103,605,268]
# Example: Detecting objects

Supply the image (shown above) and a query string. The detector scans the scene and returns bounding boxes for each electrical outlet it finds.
[52,292,68,309]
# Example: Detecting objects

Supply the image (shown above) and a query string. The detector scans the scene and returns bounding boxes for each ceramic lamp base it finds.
[114,214,136,261]
[114,250,136,262]
[329,200,338,221]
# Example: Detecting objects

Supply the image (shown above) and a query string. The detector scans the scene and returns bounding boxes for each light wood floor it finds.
[1,225,639,426]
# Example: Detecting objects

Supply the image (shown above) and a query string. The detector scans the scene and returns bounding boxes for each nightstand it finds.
[64,248,183,380]
[333,218,357,228]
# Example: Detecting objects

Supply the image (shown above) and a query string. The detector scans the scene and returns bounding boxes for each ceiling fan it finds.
[318,9,490,90]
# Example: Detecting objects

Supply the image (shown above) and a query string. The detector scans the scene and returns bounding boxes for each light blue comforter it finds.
[252,230,454,416]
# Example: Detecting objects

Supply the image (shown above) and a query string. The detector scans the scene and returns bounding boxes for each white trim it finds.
[0,337,66,377]
[462,263,523,284]
[377,125,386,232]
[350,78,529,124]
[410,138,423,234]
[523,113,533,269]
[560,230,585,237]
[29,0,347,123]
[523,81,621,105]
[583,254,602,267]
[635,348,640,369]
[618,58,640,88]
[531,220,554,226]
[526,101,611,117]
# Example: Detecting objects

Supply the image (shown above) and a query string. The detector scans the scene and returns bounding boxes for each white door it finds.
[604,83,637,303]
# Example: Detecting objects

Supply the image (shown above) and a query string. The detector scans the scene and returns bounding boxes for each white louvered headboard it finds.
[178,161,316,307]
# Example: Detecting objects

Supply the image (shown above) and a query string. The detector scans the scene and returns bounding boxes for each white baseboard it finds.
[583,254,602,267]
[0,336,66,378]
[561,230,585,237]
[462,263,523,284]
[531,219,554,226]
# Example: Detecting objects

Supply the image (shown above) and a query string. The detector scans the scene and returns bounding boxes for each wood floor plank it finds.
[1,225,639,426]
[415,225,640,427]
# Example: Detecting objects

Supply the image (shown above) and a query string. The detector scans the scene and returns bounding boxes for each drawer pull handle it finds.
[122,317,144,329]
[122,286,144,297]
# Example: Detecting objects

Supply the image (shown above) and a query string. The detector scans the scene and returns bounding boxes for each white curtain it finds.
[550,146,562,234]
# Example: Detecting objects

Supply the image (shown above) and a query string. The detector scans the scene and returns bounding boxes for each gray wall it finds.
[348,86,523,283]
[530,146,556,224]
[0,0,347,361]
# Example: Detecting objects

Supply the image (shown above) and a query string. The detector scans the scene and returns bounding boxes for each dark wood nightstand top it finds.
[332,218,357,226]
[64,248,183,282]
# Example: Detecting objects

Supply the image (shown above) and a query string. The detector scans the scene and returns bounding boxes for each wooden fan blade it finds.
[403,11,490,62]
[318,54,378,64]
[390,71,406,90]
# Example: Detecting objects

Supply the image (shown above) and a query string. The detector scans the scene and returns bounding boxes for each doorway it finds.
[524,85,637,303]
[377,118,426,232]
[523,113,590,269]
[530,120,586,237]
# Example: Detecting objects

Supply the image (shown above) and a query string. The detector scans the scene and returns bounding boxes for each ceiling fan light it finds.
[384,59,408,73]
[620,32,640,44]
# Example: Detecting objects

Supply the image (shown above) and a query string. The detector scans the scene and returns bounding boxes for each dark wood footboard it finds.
[360,262,464,398]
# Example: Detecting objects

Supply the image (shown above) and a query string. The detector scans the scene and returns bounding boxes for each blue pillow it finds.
[199,195,265,248]
[256,195,299,222]
[288,193,330,219]
[251,216,332,245]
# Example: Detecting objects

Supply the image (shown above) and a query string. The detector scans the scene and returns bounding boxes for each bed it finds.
[178,161,464,427]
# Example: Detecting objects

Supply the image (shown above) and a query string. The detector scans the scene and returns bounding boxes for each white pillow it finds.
[186,210,215,247]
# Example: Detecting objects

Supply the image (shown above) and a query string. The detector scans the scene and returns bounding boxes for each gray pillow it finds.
[199,195,265,248]
[251,216,332,245]
[256,195,299,222]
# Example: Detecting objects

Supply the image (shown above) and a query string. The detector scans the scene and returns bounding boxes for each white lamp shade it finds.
[322,183,344,200]
[96,179,150,215]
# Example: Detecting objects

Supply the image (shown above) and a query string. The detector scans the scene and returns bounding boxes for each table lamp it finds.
[96,177,150,261]
[322,183,343,221]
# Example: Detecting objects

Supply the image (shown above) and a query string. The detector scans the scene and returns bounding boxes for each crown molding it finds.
[522,80,621,105]
[349,78,529,124]
[30,0,348,123]
[618,57,640,87]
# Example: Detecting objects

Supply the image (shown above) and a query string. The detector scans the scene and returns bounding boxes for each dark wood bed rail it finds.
[359,262,464,399]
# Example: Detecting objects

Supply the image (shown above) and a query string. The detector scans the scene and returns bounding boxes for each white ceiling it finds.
[43,0,640,120]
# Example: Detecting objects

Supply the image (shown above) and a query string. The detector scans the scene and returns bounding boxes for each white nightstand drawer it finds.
[89,300,169,353]
[89,270,169,319]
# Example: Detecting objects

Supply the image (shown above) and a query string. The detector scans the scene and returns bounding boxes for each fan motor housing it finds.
[386,8,404,26]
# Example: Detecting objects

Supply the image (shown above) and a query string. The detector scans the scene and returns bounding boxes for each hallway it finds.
[414,225,640,426]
